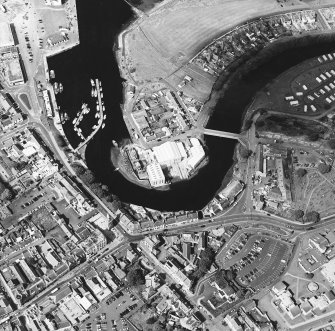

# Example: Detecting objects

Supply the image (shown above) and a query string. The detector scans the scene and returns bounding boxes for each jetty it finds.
[74,79,104,152]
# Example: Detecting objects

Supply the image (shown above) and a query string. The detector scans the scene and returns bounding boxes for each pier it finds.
[74,79,104,153]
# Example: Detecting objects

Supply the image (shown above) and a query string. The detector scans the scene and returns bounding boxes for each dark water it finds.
[48,1,335,211]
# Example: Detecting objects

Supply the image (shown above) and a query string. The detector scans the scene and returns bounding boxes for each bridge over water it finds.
[201,128,248,146]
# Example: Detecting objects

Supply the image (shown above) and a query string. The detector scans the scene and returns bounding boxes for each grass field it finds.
[124,0,288,82]
[141,0,281,60]
[292,167,335,217]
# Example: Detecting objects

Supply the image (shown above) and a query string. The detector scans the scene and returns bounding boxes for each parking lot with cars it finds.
[80,289,141,331]
[217,232,292,291]
[232,236,292,290]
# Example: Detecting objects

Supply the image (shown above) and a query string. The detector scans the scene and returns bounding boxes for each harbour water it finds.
[48,1,335,211]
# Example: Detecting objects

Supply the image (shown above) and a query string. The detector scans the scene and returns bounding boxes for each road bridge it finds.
[201,128,248,146]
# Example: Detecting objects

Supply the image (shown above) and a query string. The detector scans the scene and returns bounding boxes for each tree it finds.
[214,270,228,288]
[193,247,215,280]
[199,247,215,271]
[259,108,268,115]
[101,184,109,192]
[147,317,157,325]
[153,322,164,331]
[328,139,335,150]
[72,163,86,176]
[80,170,95,184]
[305,273,314,279]
[90,182,104,197]
[2,189,14,201]
[318,163,331,174]
[294,209,304,221]
[105,193,114,203]
[240,147,252,159]
[127,267,145,287]
[324,103,331,110]
[305,211,320,223]
[255,120,265,129]
[295,168,307,178]
[225,269,235,281]
[308,132,319,142]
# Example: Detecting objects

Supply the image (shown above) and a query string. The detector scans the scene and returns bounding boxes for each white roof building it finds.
[187,145,205,169]
[153,141,183,166]
[147,162,165,187]
[0,23,14,48]
[177,141,187,159]
[87,212,110,230]
[321,258,335,286]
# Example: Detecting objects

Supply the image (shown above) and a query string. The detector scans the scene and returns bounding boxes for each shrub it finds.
[294,209,304,221]
[318,163,331,174]
[295,168,307,178]
[305,211,320,223]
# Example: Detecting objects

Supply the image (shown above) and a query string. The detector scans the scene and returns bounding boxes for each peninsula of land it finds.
[114,0,335,192]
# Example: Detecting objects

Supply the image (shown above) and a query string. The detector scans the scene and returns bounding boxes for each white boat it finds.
[94,89,98,98]
[100,92,103,98]
[54,82,59,94]
[95,113,99,118]
[102,106,105,111]
[91,89,94,97]
[72,118,76,124]
[93,125,97,129]
[96,105,99,111]
[102,123,105,129]
[50,70,55,79]
[59,83,63,93]
[90,79,95,87]
[112,140,118,147]
[103,114,106,120]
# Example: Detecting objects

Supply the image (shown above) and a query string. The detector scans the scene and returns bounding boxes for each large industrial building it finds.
[152,141,187,167]
[146,162,165,187]
[0,23,14,48]
[187,138,206,170]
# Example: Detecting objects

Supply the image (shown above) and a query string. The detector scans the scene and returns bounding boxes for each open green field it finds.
[124,0,287,82]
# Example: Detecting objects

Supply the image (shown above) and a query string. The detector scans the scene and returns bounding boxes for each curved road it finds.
[133,211,329,238]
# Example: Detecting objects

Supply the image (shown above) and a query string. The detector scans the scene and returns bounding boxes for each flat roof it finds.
[0,23,14,48]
